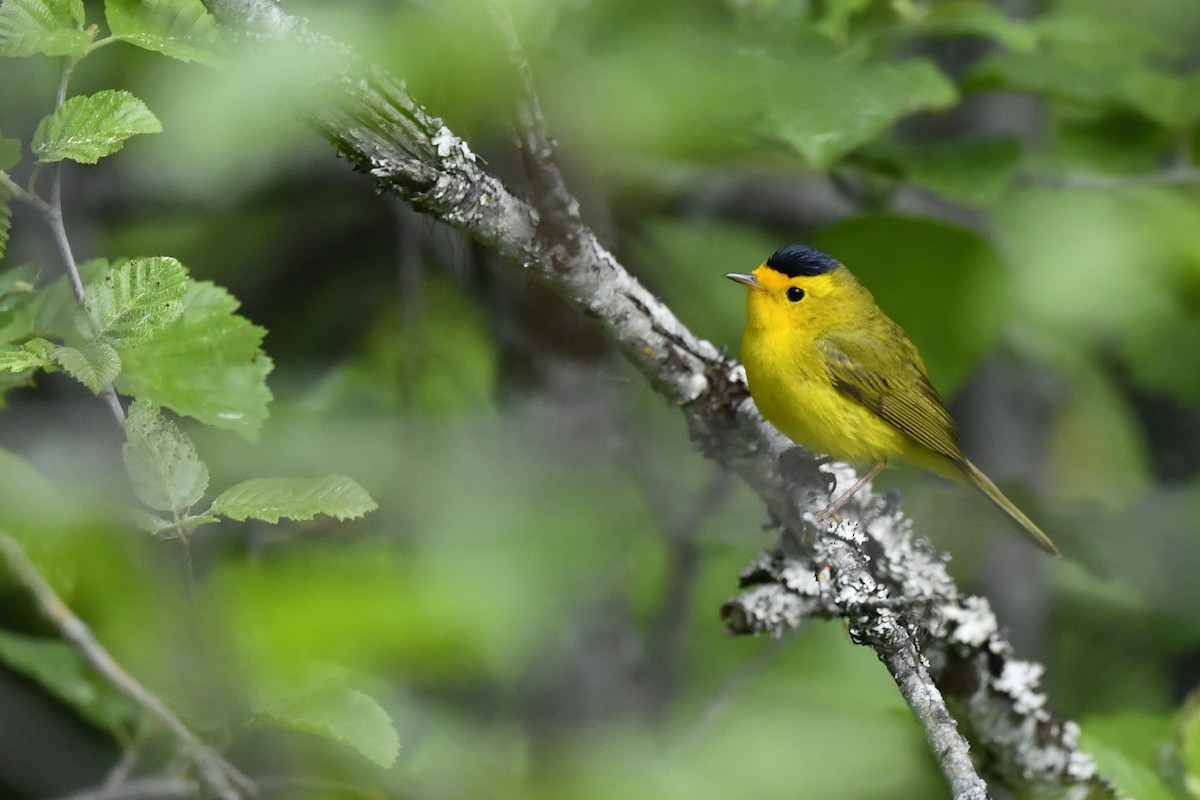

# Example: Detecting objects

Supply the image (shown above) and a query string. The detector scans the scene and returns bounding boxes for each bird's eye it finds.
[786,287,805,302]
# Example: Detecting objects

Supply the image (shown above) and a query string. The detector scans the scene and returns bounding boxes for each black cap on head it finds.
[765,244,839,278]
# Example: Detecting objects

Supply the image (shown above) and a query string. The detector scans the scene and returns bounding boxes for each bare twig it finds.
[203,2,1112,795]
[99,746,140,795]
[0,533,255,800]
[3,61,128,426]
[643,470,733,712]
[489,3,581,238]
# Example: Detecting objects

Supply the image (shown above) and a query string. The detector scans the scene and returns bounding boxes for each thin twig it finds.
[674,634,794,752]
[644,470,733,712]
[0,532,255,800]
[489,2,582,237]
[99,746,140,795]
[45,162,127,425]
[4,59,129,425]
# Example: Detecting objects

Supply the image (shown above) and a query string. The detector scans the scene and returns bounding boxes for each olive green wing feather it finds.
[814,326,964,463]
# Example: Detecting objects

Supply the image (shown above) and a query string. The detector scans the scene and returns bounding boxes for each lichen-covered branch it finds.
[720,458,1116,797]
[205,2,1114,795]
[745,461,989,798]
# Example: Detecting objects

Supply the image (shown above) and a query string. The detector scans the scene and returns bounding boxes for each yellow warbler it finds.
[727,244,1059,555]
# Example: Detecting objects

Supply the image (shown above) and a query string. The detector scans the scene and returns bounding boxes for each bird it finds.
[726,244,1060,555]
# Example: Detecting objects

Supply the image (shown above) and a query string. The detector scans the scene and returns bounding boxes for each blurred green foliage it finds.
[3,0,1200,798]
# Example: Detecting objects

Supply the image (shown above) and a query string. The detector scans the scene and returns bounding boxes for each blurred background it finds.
[2,0,1200,797]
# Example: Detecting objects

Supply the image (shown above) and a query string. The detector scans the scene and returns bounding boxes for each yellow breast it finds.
[740,322,910,466]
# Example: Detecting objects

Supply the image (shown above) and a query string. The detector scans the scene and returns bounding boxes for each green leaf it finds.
[0,337,55,373]
[0,265,38,300]
[251,679,399,768]
[0,0,90,57]
[105,0,221,66]
[812,0,870,41]
[1079,712,1178,800]
[863,137,1023,205]
[917,1,1038,52]
[0,135,19,169]
[766,57,958,168]
[122,398,209,514]
[1182,688,1200,797]
[78,256,189,346]
[52,341,120,392]
[22,258,108,340]
[1122,69,1200,130]
[0,630,136,730]
[32,90,162,164]
[0,266,40,343]
[116,281,273,440]
[0,184,10,263]
[210,475,377,524]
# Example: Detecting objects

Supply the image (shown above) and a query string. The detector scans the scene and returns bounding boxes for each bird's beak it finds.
[725,272,762,290]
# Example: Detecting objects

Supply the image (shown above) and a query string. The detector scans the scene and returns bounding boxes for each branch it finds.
[742,456,989,798]
[720,456,1117,796]
[204,2,1112,795]
[0,533,255,800]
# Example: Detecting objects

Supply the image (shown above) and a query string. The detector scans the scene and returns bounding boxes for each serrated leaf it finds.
[211,475,377,524]
[53,341,120,392]
[254,682,399,768]
[122,398,209,514]
[0,265,38,299]
[78,256,188,346]
[0,0,90,57]
[0,630,136,730]
[0,338,55,373]
[33,90,161,164]
[116,281,273,440]
[0,135,19,170]
[24,258,108,338]
[0,183,11,263]
[766,57,958,168]
[105,0,221,66]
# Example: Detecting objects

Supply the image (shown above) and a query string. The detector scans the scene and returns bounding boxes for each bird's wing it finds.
[815,326,964,463]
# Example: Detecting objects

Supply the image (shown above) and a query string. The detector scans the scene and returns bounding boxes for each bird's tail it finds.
[960,460,1061,556]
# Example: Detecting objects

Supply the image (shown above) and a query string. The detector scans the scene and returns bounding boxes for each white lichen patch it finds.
[678,371,709,405]
[781,563,820,597]
[829,517,867,547]
[431,126,475,162]
[994,660,1048,717]
[747,585,806,633]
[944,596,998,647]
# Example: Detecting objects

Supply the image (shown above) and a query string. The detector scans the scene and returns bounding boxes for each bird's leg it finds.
[816,462,883,522]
